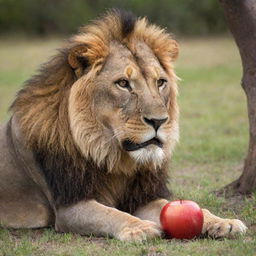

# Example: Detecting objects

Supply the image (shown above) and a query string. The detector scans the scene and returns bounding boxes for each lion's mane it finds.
[10,9,178,210]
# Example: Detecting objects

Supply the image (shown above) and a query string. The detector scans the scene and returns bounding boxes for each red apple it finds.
[160,200,203,239]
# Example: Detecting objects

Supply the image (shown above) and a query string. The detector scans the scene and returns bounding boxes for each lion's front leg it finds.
[55,200,161,242]
[202,209,247,238]
[133,199,169,227]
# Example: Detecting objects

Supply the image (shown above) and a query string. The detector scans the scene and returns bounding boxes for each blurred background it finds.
[0,0,226,36]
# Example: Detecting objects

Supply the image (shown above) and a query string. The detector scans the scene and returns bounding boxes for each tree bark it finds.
[218,0,256,195]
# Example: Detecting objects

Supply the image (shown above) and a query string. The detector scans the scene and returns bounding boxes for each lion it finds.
[0,9,247,241]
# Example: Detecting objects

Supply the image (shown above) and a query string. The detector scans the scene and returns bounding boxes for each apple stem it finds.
[180,199,182,204]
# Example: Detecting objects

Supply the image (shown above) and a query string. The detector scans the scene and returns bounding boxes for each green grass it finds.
[0,36,255,256]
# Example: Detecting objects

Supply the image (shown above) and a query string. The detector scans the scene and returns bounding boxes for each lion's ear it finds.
[68,45,89,76]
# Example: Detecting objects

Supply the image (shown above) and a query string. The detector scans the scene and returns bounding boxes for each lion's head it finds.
[11,10,179,175]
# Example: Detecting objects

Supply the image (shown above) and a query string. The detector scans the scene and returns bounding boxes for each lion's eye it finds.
[115,79,131,90]
[157,79,167,89]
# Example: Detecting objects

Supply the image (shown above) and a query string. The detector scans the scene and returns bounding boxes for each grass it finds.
[0,36,255,256]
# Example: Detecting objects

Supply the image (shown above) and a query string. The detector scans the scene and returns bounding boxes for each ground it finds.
[0,37,255,256]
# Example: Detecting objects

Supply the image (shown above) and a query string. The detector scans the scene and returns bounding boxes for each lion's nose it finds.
[143,117,168,131]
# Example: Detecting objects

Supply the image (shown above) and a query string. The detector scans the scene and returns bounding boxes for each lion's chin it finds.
[128,145,165,168]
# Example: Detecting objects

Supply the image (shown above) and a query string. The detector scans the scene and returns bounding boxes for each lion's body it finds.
[0,119,53,228]
[0,116,170,229]
[0,9,247,240]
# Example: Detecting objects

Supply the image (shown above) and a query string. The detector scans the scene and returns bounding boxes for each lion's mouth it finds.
[122,137,163,151]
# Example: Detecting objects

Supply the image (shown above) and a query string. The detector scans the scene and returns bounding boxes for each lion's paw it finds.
[116,220,161,242]
[206,218,247,238]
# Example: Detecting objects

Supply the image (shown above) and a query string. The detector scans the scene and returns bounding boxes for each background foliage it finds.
[0,0,227,35]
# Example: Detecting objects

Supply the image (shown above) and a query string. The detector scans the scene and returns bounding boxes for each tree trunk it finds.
[218,0,256,195]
